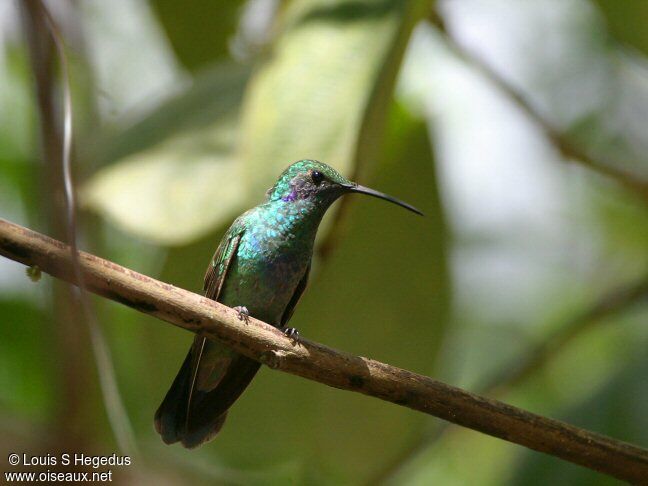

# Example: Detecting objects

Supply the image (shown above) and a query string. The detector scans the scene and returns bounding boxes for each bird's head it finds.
[267,159,422,216]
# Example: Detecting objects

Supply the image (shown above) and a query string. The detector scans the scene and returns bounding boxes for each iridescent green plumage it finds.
[155,160,421,448]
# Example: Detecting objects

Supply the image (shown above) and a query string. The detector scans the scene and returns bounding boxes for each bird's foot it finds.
[233,306,250,324]
[283,327,300,342]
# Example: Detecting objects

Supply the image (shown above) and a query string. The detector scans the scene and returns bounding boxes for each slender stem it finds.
[22,0,138,457]
[429,11,648,203]
[484,278,648,394]
[370,275,648,484]
[20,0,90,446]
[0,218,647,483]
[368,10,648,483]
[366,10,648,484]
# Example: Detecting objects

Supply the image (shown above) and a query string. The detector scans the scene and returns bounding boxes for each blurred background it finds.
[1,0,647,484]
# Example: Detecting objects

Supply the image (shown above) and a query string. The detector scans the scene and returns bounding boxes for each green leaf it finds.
[238,0,430,196]
[84,125,243,245]
[149,0,246,71]
[97,63,250,164]
[84,64,250,245]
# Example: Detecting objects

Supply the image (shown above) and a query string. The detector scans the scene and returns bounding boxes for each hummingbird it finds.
[154,160,422,448]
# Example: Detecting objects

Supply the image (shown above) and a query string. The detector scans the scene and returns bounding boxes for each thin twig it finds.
[428,11,648,203]
[317,2,429,260]
[24,0,137,457]
[484,277,648,394]
[365,12,648,481]
[370,275,648,484]
[0,218,647,483]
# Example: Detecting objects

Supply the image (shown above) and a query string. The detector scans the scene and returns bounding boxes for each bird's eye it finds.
[311,170,324,185]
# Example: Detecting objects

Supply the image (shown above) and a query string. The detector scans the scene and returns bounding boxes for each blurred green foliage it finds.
[84,63,249,244]
[149,0,245,71]
[0,0,647,484]
[593,0,648,55]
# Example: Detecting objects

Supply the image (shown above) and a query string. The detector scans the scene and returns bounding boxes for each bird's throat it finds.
[266,196,332,243]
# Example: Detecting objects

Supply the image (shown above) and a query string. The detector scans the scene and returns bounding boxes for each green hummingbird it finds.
[155,160,422,448]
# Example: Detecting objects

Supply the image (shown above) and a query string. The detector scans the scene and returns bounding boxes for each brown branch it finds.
[429,11,648,203]
[366,11,648,484]
[371,274,648,483]
[0,218,647,483]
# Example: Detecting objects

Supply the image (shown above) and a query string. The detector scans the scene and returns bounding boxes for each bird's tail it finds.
[154,338,260,448]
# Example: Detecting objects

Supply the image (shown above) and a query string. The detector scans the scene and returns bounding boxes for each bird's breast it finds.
[218,227,313,326]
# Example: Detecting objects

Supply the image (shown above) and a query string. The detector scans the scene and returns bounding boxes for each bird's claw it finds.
[283,327,300,342]
[233,306,250,324]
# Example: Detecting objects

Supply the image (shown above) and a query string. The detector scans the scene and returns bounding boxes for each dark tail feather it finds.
[154,347,261,448]
[154,351,191,445]
[180,355,260,448]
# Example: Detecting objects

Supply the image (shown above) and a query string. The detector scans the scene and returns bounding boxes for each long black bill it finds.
[347,184,424,216]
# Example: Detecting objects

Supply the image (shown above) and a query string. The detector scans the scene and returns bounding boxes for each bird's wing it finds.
[280,263,311,327]
[186,223,244,420]
[203,224,244,300]
[156,221,262,447]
